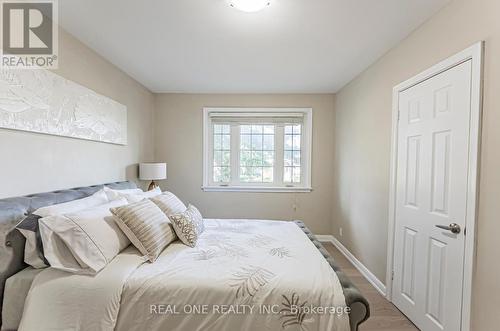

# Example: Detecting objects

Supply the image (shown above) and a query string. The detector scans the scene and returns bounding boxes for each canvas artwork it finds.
[0,69,127,145]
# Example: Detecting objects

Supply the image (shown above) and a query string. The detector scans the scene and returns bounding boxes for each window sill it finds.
[202,186,312,193]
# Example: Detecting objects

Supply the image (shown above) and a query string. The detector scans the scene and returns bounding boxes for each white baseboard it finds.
[317,234,387,296]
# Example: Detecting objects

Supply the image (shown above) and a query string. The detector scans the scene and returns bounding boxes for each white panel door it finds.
[392,60,472,331]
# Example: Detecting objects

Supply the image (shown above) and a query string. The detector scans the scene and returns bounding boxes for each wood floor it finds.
[323,242,420,331]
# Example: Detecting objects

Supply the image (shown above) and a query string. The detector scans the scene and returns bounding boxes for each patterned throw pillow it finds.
[110,199,176,262]
[168,204,204,247]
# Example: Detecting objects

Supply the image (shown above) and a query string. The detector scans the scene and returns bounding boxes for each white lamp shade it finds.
[139,163,167,181]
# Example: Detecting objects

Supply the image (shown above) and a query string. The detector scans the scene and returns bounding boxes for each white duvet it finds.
[19,220,350,331]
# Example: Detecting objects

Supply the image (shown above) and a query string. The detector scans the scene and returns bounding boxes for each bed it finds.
[0,182,369,331]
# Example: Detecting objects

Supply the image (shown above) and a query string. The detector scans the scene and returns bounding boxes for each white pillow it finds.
[22,236,46,269]
[17,189,110,269]
[35,189,109,217]
[104,186,161,203]
[103,187,144,201]
[39,198,130,274]
[143,187,162,198]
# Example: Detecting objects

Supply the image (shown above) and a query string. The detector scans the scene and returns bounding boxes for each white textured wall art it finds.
[0,69,127,145]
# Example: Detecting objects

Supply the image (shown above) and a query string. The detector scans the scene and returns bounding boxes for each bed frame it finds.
[0,182,369,330]
[294,221,370,330]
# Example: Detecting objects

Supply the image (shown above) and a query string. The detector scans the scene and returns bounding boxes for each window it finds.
[240,124,275,183]
[203,108,312,192]
[284,124,301,184]
[212,124,231,183]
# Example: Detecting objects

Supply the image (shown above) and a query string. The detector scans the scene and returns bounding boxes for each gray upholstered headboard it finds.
[0,181,137,326]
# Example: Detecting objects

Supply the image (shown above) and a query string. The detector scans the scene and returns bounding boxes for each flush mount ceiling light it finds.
[228,0,271,13]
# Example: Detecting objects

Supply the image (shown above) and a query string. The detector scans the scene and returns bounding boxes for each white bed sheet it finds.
[19,219,350,331]
[1,267,43,331]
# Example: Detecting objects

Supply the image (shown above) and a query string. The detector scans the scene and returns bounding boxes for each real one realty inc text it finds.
[150,304,351,316]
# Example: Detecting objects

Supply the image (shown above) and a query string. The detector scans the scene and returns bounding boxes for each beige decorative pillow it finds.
[168,204,204,248]
[150,192,187,216]
[111,199,176,262]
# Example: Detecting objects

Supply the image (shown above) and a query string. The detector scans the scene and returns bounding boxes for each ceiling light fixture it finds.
[228,0,271,13]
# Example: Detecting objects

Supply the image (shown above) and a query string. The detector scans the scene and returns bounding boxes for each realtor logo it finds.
[1,0,58,68]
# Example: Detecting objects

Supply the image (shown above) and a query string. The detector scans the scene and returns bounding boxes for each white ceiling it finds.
[59,0,450,93]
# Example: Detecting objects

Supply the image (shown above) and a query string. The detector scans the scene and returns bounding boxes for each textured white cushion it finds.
[39,199,130,274]
[169,204,204,248]
[150,191,186,216]
[35,189,110,217]
[103,187,144,201]
[142,187,162,198]
[18,189,110,269]
[104,187,161,203]
[111,199,176,262]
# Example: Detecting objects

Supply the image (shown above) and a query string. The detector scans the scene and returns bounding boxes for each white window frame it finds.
[202,107,313,193]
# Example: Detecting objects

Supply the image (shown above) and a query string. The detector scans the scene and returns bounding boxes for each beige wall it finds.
[154,94,335,234]
[333,0,500,328]
[0,28,155,198]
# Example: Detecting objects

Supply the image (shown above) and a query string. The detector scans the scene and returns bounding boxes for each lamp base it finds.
[148,181,159,191]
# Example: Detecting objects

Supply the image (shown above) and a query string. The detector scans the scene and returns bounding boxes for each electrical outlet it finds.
[339,227,343,237]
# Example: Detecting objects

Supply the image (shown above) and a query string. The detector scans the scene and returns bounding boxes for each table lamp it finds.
[139,163,167,191]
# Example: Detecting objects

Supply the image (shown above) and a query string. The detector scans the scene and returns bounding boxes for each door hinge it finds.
[464,227,467,236]
[397,111,400,121]
[392,270,394,281]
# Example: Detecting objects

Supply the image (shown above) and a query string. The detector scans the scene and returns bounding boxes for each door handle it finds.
[435,223,461,234]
